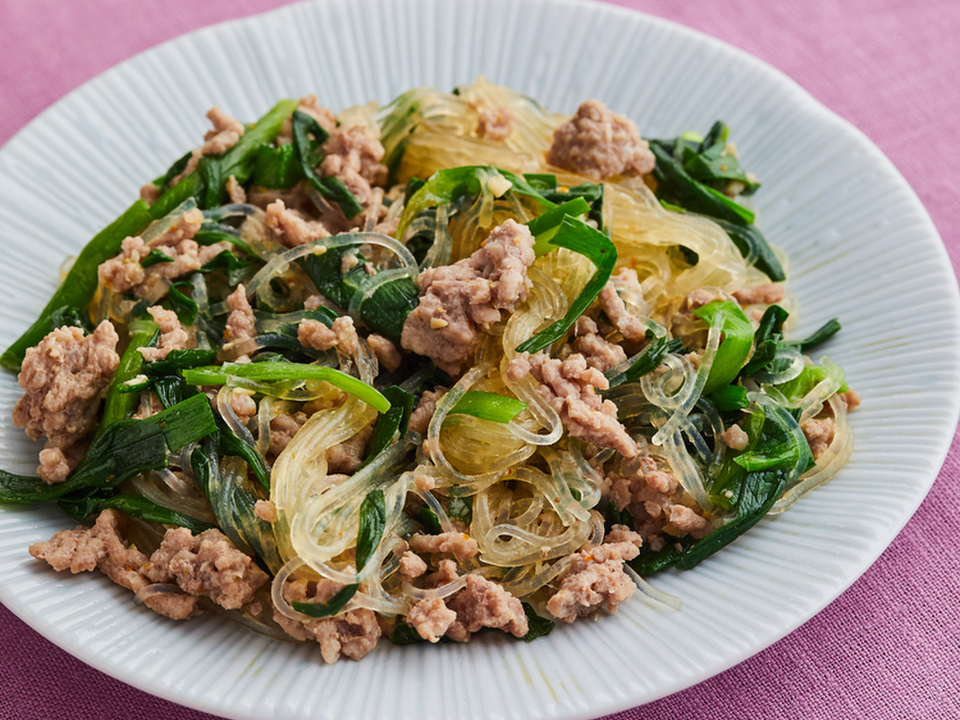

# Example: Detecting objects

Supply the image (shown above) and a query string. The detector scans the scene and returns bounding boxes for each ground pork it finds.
[476,106,515,141]
[665,505,711,536]
[399,550,428,579]
[546,539,639,622]
[320,126,389,208]
[170,107,245,186]
[604,456,678,514]
[273,577,381,663]
[140,590,202,621]
[408,390,442,436]
[507,351,638,457]
[546,99,655,181]
[29,509,148,591]
[419,559,459,591]
[604,524,645,548]
[367,333,402,372]
[227,389,258,423]
[97,208,228,298]
[802,417,836,459]
[407,598,457,643]
[446,574,528,642]
[140,183,160,204]
[254,499,278,523]
[139,306,190,362]
[36,443,87,485]
[226,174,247,204]
[268,411,307,456]
[265,199,333,247]
[142,527,268,610]
[720,423,750,451]
[13,321,120,483]
[298,316,359,355]
[277,95,337,145]
[571,327,628,373]
[409,532,479,561]
[401,219,536,375]
[732,283,785,306]
[223,284,257,344]
[840,389,861,411]
[599,268,649,341]
[326,423,374,474]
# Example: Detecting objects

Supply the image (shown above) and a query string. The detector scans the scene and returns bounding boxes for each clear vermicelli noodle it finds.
[0,77,857,662]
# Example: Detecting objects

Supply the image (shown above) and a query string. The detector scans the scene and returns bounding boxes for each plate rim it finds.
[0,0,958,718]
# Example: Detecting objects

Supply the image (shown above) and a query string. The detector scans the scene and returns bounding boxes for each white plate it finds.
[0,0,957,718]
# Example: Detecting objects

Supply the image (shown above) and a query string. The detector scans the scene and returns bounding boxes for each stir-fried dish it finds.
[0,79,857,662]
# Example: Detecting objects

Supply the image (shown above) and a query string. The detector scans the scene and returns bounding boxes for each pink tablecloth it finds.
[1,1,958,718]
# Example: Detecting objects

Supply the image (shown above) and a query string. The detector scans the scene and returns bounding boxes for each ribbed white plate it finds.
[0,0,957,718]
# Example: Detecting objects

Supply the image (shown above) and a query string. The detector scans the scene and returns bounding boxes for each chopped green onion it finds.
[449,391,528,423]
[292,110,363,219]
[0,394,216,504]
[515,216,618,355]
[181,362,391,413]
[692,301,754,395]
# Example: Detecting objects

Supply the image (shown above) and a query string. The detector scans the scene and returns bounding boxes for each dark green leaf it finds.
[515,216,618,355]
[292,584,359,618]
[140,248,176,268]
[740,304,789,377]
[252,142,305,189]
[49,306,95,334]
[58,493,214,534]
[520,602,555,642]
[143,348,218,374]
[356,488,386,568]
[361,386,417,468]
[389,619,428,645]
[292,110,363,219]
[0,394,216,504]
[786,318,842,354]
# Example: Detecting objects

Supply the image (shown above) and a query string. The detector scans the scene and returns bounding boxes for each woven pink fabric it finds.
[1,0,958,718]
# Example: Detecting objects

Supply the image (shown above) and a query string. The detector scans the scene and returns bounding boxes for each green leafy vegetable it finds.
[449,391,528,423]
[526,197,592,254]
[361,386,417,468]
[98,320,160,433]
[291,110,363,218]
[140,248,176,268]
[397,165,556,239]
[58,493,214,534]
[215,417,271,491]
[252,142,305,189]
[181,362,391,413]
[520,602,555,642]
[648,136,785,282]
[0,394,216,504]
[196,99,299,209]
[692,301,754,395]
[515,216,618,355]
[739,304,789,377]
[675,121,761,195]
[786,318,842,354]
[605,326,681,389]
[672,398,813,570]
